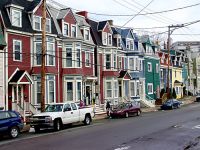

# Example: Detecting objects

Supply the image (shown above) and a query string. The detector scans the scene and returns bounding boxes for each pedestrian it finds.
[106,101,111,117]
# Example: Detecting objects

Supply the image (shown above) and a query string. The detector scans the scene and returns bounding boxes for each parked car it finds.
[161,99,182,110]
[110,102,141,118]
[196,93,200,102]
[0,111,24,138]
[30,102,95,132]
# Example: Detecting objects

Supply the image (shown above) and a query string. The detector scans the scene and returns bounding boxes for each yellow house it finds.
[172,67,183,99]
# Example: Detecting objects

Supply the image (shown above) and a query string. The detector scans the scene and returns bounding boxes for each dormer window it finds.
[33,15,51,32]
[71,25,77,38]
[102,32,107,45]
[84,29,90,41]
[126,39,134,50]
[117,38,121,47]
[11,9,22,27]
[108,34,112,45]
[63,23,69,36]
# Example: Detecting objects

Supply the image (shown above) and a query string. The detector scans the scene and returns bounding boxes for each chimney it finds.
[76,11,88,18]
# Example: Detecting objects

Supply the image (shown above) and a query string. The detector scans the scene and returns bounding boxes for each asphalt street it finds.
[1,103,200,150]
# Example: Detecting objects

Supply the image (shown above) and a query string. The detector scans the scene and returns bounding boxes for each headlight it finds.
[45,117,52,123]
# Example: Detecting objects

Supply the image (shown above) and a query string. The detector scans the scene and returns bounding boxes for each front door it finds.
[13,85,24,108]
[86,86,91,105]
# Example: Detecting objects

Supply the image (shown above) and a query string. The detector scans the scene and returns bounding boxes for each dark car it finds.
[196,93,200,102]
[110,102,141,118]
[0,111,24,138]
[161,99,182,110]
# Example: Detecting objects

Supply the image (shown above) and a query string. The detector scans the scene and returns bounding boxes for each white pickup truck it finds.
[30,102,94,132]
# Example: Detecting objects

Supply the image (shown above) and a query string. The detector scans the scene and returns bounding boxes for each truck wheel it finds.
[34,127,40,133]
[54,120,62,131]
[9,126,19,138]
[84,115,91,125]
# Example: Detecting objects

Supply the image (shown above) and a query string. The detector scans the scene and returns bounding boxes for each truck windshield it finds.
[45,104,63,112]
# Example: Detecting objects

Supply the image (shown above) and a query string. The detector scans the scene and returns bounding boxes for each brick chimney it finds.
[76,11,88,18]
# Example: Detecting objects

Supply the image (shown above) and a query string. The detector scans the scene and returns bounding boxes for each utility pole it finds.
[41,0,46,112]
[167,24,184,99]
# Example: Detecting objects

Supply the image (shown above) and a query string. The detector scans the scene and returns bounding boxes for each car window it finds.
[9,112,17,118]
[71,103,77,110]
[64,104,72,111]
[0,112,10,120]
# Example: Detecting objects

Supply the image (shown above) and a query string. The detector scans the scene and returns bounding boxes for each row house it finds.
[0,0,96,114]
[141,35,160,102]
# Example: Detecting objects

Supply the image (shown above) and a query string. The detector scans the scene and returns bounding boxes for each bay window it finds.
[129,58,134,70]
[130,82,135,97]
[47,76,55,103]
[47,37,55,66]
[106,82,112,98]
[76,43,81,67]
[113,54,117,69]
[114,81,118,98]
[106,54,111,69]
[66,44,73,67]
[36,43,42,65]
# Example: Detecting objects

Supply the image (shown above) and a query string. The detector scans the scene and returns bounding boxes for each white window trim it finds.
[147,62,152,72]
[63,22,69,37]
[46,18,51,33]
[130,81,135,97]
[156,63,159,73]
[13,39,22,62]
[84,28,90,41]
[114,81,118,98]
[33,15,42,31]
[126,38,134,50]
[117,37,121,48]
[11,8,22,27]
[113,53,117,70]
[71,24,77,38]
[102,32,107,45]
[46,42,55,66]
[47,76,56,104]
[34,41,42,66]
[147,83,153,94]
[105,53,112,70]
[108,33,112,46]
[85,51,90,67]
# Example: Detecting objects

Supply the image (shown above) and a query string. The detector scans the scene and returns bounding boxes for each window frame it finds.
[147,62,152,72]
[156,63,159,73]
[63,22,69,36]
[13,39,22,61]
[105,53,111,70]
[46,18,51,33]
[11,9,22,27]
[84,28,90,41]
[71,24,77,38]
[108,33,112,46]
[147,83,153,94]
[85,51,90,67]
[130,81,135,97]
[105,81,112,98]
[47,75,56,104]
[102,32,107,45]
[46,38,55,66]
[33,15,41,31]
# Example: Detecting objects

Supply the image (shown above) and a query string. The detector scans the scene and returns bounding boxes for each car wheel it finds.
[34,127,40,133]
[54,119,62,131]
[177,104,180,108]
[9,126,19,138]
[84,115,91,125]
[137,110,141,116]
[125,112,129,118]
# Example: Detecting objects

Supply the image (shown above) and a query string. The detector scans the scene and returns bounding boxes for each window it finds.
[46,18,51,33]
[84,29,90,40]
[35,43,42,65]
[147,83,153,94]
[117,38,121,47]
[9,112,17,118]
[71,25,77,38]
[130,82,135,96]
[36,76,41,104]
[106,82,112,98]
[118,80,122,97]
[113,54,117,69]
[71,103,77,110]
[135,58,139,70]
[34,16,41,30]
[108,34,112,45]
[0,112,10,120]
[147,62,152,72]
[102,32,107,45]
[126,39,133,50]
[47,37,55,66]
[66,82,73,101]
[156,63,159,73]
[118,56,122,69]
[129,58,134,70]
[114,81,118,98]
[85,52,90,67]
[106,54,111,69]
[11,9,22,27]
[76,43,81,67]
[136,81,140,96]
[63,23,69,36]
[13,40,22,61]
[48,76,55,103]
[140,60,143,71]
[66,44,73,67]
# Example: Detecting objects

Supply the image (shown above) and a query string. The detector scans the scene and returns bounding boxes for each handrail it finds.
[145,94,155,101]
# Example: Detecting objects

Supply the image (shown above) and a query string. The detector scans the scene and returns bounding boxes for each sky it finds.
[51,0,200,43]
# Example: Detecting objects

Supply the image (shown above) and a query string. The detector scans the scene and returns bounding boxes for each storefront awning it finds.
[8,70,33,85]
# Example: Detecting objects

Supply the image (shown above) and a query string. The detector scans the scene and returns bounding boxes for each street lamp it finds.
[167,24,184,99]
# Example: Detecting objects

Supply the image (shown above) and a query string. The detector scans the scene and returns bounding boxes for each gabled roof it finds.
[57,8,70,19]
[118,70,132,80]
[9,70,33,84]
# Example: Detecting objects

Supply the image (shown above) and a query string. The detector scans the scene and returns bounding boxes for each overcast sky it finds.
[54,0,200,42]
